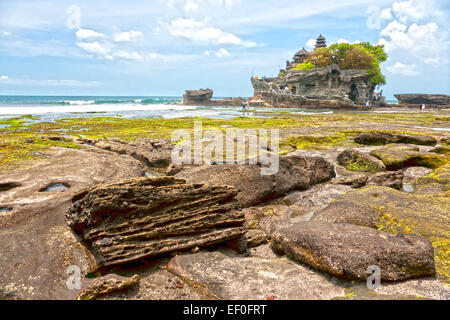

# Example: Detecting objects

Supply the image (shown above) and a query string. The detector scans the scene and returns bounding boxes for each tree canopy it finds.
[292,42,387,86]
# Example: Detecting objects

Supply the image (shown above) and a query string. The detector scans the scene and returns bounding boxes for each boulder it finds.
[413,162,450,194]
[355,132,437,146]
[337,149,386,172]
[175,155,335,207]
[167,251,345,300]
[90,138,173,168]
[282,184,354,218]
[243,205,291,235]
[65,176,246,269]
[394,94,450,105]
[245,229,269,248]
[334,174,368,188]
[76,275,140,300]
[367,170,404,190]
[370,144,446,170]
[271,221,435,281]
[183,89,213,105]
[312,185,450,283]
[182,89,245,106]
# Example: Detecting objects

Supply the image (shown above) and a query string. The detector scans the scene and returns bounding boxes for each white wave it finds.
[0,103,197,115]
[65,100,95,105]
[134,99,142,103]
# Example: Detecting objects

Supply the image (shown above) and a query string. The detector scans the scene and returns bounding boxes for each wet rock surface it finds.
[271,221,435,281]
[65,177,246,269]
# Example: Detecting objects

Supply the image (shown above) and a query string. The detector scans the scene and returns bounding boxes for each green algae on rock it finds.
[370,144,447,170]
[313,185,450,283]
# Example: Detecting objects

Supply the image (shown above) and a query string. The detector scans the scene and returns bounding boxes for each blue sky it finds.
[0,0,448,99]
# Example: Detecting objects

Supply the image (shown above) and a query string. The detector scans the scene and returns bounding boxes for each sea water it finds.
[0,95,332,121]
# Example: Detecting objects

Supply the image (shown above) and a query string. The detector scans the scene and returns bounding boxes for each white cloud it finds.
[335,38,349,44]
[0,76,101,86]
[76,41,112,59]
[115,51,144,61]
[185,0,200,12]
[392,0,438,23]
[380,8,392,20]
[379,21,446,64]
[75,29,105,40]
[386,62,419,76]
[205,48,230,58]
[113,30,143,42]
[305,38,316,50]
[1,31,11,37]
[377,0,449,76]
[162,18,256,47]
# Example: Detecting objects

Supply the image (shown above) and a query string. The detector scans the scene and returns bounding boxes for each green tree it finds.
[307,48,333,68]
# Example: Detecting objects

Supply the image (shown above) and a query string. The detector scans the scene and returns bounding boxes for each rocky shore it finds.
[0,109,449,300]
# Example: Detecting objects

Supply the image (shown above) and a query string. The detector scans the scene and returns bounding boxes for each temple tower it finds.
[293,47,309,64]
[315,34,326,48]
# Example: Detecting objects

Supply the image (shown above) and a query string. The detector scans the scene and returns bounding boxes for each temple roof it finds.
[317,34,325,40]
[294,47,309,57]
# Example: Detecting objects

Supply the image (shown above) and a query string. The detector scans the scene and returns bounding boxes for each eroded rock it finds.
[271,221,435,281]
[367,170,404,190]
[66,176,246,269]
[91,138,173,168]
[76,275,141,300]
[176,155,335,207]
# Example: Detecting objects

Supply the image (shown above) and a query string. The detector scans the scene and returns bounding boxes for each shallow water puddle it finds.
[40,183,70,192]
[0,207,12,212]
[402,184,414,193]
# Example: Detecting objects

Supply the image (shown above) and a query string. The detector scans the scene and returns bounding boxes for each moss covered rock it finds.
[414,162,450,194]
[355,132,436,146]
[313,186,450,283]
[337,149,386,172]
[370,144,447,170]
[271,221,435,281]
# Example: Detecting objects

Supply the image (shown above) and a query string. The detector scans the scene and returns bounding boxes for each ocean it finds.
[0,96,333,121]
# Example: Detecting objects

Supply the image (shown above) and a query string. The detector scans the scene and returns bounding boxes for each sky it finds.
[0,0,449,99]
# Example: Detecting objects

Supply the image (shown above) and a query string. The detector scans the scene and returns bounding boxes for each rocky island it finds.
[247,35,388,109]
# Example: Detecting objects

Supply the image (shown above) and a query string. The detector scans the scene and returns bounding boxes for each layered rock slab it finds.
[65,177,246,268]
[76,274,141,300]
[271,221,435,281]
